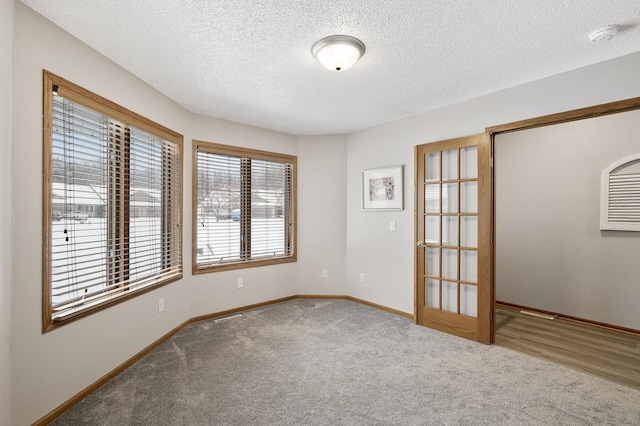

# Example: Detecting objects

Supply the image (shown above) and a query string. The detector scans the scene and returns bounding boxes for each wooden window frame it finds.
[192,140,297,274]
[42,71,184,332]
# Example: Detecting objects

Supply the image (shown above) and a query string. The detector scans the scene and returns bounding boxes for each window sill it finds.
[192,255,296,274]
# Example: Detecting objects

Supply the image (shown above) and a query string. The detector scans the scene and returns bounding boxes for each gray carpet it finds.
[51,299,640,425]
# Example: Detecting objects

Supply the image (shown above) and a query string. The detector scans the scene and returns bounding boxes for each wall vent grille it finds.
[601,154,640,231]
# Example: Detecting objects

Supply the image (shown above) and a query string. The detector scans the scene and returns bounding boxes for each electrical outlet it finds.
[390,220,396,232]
[360,273,365,282]
[322,269,328,278]
[237,278,244,289]
[158,299,164,313]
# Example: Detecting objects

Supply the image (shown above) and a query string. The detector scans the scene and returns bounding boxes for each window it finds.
[600,153,640,231]
[43,71,183,332]
[193,140,296,273]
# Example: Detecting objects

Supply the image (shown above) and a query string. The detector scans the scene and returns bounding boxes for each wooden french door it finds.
[415,134,492,344]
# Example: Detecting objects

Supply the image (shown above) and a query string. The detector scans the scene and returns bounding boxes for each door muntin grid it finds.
[424,147,478,317]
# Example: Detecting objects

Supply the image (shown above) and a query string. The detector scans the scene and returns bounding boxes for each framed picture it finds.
[362,165,403,210]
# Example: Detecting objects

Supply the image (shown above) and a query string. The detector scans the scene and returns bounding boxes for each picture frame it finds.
[362,165,403,210]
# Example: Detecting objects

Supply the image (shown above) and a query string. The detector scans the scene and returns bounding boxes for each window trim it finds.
[192,140,297,274]
[42,70,184,332]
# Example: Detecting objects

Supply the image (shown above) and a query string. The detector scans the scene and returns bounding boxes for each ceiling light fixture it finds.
[589,25,619,43]
[312,35,365,72]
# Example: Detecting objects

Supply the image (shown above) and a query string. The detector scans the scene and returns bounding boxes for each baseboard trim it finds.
[32,319,191,426]
[296,294,347,299]
[497,300,640,337]
[345,296,414,320]
[190,295,298,323]
[295,294,414,319]
[33,294,411,425]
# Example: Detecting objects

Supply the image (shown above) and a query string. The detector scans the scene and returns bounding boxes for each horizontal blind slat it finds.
[49,94,182,318]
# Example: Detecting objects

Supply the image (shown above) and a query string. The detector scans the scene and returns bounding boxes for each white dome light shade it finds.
[312,35,365,72]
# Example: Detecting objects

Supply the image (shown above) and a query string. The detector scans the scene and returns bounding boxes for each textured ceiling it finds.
[21,0,640,135]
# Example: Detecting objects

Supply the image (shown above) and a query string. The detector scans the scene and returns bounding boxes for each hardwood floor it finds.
[495,305,640,390]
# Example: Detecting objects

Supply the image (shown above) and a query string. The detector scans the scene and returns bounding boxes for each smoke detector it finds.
[589,25,619,43]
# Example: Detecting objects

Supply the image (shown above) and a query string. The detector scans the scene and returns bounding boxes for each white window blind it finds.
[194,142,295,271]
[250,159,292,258]
[600,153,640,231]
[196,152,242,263]
[46,80,182,327]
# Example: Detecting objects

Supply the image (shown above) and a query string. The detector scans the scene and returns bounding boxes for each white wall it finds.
[1,0,14,424]
[495,110,640,329]
[296,135,347,295]
[187,114,299,317]
[11,4,307,425]
[11,4,190,424]
[346,52,640,315]
[346,134,413,313]
[11,1,640,424]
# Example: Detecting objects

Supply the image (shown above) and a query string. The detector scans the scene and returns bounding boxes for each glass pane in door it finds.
[442,216,458,246]
[425,152,440,182]
[460,284,477,317]
[460,250,478,283]
[425,247,439,276]
[425,184,440,213]
[425,216,440,244]
[442,149,458,181]
[442,249,457,280]
[442,281,458,313]
[460,146,478,179]
[442,183,458,213]
[460,181,478,213]
[425,278,440,308]
[460,216,478,248]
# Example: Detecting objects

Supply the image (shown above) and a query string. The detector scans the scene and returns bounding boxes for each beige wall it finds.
[12,4,189,424]
[10,3,308,424]
[187,114,299,318]
[1,0,14,424]
[296,135,347,295]
[495,109,640,329]
[10,1,640,424]
[346,52,640,315]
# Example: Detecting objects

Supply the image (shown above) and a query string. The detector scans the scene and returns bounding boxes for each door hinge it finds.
[490,233,493,244]
[490,308,493,321]
[490,158,494,168]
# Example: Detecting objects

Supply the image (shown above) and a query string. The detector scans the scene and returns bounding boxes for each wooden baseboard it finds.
[189,296,297,323]
[295,294,414,319]
[497,300,640,337]
[344,296,414,320]
[34,294,411,425]
[295,294,347,299]
[32,319,191,426]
